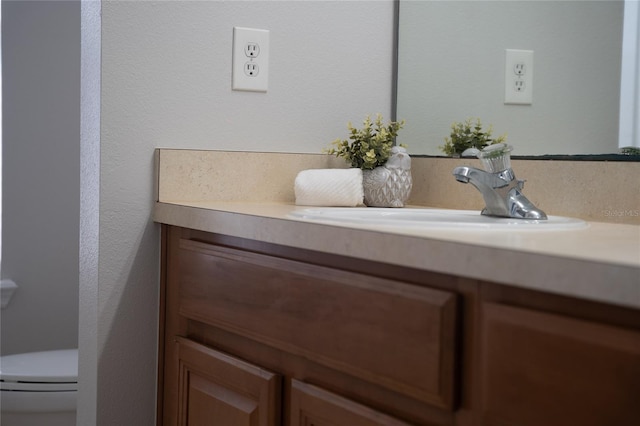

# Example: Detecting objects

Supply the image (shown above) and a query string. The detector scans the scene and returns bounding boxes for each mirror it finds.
[396,0,631,156]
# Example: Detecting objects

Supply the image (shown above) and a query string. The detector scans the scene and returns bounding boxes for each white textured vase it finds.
[362,147,412,208]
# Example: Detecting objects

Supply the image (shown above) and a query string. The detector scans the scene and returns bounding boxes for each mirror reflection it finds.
[396,0,628,156]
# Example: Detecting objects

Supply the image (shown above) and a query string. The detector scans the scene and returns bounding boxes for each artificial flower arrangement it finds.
[326,114,405,169]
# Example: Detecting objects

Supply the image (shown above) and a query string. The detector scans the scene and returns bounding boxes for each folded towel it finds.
[294,168,364,206]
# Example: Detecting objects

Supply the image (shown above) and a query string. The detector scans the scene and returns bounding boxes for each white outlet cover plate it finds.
[232,27,269,92]
[504,49,533,105]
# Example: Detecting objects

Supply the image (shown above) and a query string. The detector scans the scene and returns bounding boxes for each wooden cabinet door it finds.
[480,302,640,426]
[289,380,412,426]
[175,337,281,426]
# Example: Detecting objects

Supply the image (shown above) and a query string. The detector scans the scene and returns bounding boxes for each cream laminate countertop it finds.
[153,200,640,310]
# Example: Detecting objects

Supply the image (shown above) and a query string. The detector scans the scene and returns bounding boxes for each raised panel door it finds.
[480,302,640,426]
[176,337,281,426]
[289,379,412,426]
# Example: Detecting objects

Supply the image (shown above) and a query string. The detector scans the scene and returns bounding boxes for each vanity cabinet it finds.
[157,224,640,426]
[159,225,463,425]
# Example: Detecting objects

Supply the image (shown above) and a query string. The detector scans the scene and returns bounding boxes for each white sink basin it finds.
[288,207,587,231]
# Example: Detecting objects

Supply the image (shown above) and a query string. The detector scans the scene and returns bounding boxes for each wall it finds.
[85,1,395,424]
[78,0,101,424]
[397,0,624,155]
[1,1,80,355]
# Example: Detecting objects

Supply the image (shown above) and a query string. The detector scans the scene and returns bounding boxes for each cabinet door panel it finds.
[289,379,412,426]
[187,374,259,426]
[177,337,280,426]
[178,239,458,409]
[481,302,640,426]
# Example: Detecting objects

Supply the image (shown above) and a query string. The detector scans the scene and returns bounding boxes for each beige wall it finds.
[90,1,395,424]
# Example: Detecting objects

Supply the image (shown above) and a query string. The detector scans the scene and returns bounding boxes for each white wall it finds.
[80,1,395,424]
[78,1,101,424]
[1,0,80,355]
[397,0,624,155]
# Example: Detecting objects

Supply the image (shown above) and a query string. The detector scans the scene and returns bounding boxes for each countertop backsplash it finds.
[156,149,640,225]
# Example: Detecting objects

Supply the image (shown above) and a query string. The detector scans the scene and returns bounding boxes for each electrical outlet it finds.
[232,27,269,92]
[514,80,526,92]
[505,49,533,105]
[245,42,260,58]
[244,62,259,77]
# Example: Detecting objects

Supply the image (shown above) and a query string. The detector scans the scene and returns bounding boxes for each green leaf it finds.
[325,114,406,169]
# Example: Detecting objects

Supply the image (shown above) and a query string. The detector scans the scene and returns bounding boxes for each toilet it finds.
[0,349,78,426]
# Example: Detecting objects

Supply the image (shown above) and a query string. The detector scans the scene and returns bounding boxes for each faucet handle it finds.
[477,143,513,173]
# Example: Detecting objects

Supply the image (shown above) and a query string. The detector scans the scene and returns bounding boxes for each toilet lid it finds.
[0,349,77,383]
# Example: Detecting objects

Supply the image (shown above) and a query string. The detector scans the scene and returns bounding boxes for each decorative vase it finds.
[362,146,412,207]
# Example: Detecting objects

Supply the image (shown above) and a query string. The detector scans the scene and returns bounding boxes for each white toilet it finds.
[0,349,78,426]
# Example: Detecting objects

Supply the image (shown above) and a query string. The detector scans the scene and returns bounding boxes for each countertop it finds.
[153,200,640,310]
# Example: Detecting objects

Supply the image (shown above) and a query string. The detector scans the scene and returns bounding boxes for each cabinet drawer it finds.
[178,239,458,409]
[481,302,640,426]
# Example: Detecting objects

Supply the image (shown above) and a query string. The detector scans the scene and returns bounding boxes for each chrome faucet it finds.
[452,144,547,220]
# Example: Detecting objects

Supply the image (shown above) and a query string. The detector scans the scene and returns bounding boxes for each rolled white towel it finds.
[294,168,364,206]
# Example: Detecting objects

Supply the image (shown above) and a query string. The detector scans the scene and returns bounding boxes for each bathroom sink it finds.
[288,207,587,231]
